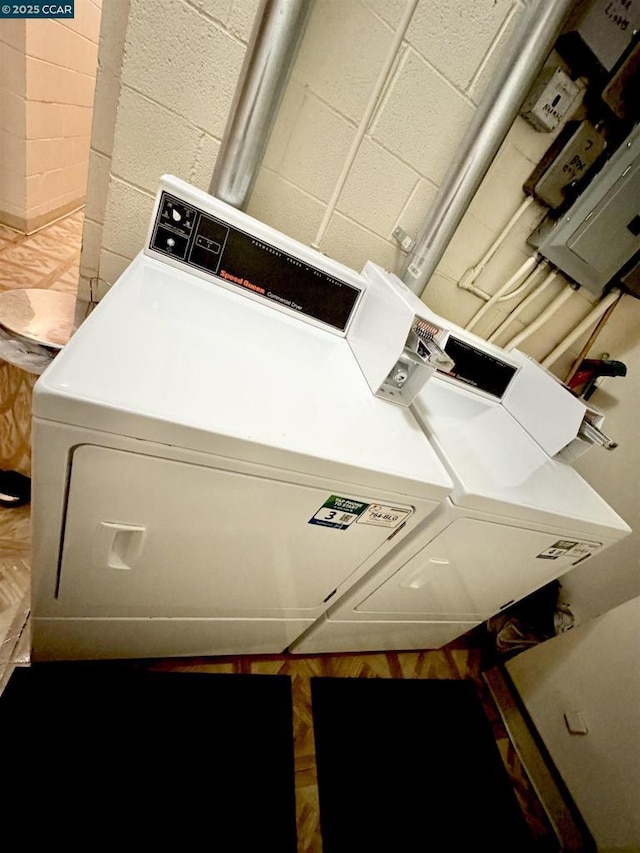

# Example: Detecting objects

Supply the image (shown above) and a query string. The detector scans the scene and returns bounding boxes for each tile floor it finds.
[0,209,560,851]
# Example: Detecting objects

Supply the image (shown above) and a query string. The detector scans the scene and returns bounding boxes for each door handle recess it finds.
[97,522,146,571]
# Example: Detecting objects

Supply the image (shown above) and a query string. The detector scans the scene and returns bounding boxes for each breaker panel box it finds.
[530,122,640,294]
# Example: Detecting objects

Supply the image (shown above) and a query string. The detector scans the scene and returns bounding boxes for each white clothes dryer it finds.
[291,361,631,654]
[30,177,454,661]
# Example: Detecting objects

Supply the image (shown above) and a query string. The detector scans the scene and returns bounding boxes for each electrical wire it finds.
[503,284,576,351]
[542,289,623,369]
[458,196,536,294]
[465,255,540,332]
[487,267,557,343]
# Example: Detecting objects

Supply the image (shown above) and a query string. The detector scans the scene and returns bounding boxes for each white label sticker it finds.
[567,541,601,561]
[357,504,413,529]
[537,539,602,560]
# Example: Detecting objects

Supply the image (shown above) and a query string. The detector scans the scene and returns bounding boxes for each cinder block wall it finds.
[23,0,102,232]
[84,0,612,378]
[80,0,260,299]
[0,21,27,228]
[0,0,101,233]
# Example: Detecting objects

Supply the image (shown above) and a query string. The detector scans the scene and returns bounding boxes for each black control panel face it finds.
[439,335,517,399]
[149,192,361,332]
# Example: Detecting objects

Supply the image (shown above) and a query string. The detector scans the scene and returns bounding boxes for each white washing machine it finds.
[30,177,454,661]
[291,269,631,654]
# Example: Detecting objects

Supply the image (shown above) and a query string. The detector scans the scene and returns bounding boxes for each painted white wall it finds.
[80,0,639,618]
[507,595,640,853]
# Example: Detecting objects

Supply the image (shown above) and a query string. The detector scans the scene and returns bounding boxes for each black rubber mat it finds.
[1,664,297,850]
[311,676,533,852]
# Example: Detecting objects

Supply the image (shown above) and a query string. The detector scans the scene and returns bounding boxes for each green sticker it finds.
[309,495,369,530]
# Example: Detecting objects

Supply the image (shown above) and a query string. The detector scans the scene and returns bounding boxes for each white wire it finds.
[465,255,539,332]
[541,289,623,368]
[488,269,557,343]
[458,196,536,292]
[503,285,576,352]
[311,0,419,249]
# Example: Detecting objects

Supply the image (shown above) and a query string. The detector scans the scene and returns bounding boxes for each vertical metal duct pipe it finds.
[209,0,314,210]
[401,0,575,296]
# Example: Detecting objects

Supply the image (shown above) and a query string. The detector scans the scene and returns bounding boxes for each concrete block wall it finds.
[23,0,102,232]
[0,0,101,233]
[84,0,601,381]
[248,1,609,382]
[0,21,27,228]
[79,0,260,301]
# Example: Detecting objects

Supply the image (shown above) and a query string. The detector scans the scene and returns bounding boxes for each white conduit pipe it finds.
[503,284,576,352]
[541,289,623,368]
[458,196,536,292]
[465,255,539,332]
[497,268,544,303]
[488,268,557,343]
[311,0,419,249]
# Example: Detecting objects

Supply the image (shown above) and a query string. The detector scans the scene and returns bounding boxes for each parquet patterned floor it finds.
[146,639,556,852]
[0,210,558,852]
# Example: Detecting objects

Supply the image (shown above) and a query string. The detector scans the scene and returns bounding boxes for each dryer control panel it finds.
[147,183,363,334]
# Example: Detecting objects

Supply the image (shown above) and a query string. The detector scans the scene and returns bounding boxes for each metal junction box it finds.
[520,66,579,132]
[531,122,640,294]
[559,0,640,73]
[524,120,607,208]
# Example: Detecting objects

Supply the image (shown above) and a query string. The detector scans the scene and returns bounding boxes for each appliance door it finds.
[56,445,427,618]
[353,517,600,620]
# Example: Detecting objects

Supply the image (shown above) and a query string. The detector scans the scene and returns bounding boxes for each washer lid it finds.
[34,254,453,501]
[412,379,629,537]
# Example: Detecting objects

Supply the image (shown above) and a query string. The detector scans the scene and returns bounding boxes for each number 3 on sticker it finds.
[317,509,337,521]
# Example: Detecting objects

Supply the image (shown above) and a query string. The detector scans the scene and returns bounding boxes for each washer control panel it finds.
[149,192,362,333]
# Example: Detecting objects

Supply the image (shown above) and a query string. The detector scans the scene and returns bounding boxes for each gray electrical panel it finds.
[530,122,640,294]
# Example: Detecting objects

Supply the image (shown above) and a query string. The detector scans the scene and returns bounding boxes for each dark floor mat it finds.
[311,676,533,852]
[0,663,297,850]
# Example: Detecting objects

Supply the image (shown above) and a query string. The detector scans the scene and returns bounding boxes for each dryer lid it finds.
[34,255,453,501]
[412,379,629,537]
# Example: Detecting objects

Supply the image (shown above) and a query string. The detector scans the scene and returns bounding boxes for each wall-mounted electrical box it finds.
[558,0,640,74]
[524,120,607,208]
[520,66,579,132]
[602,40,640,120]
[530,122,640,294]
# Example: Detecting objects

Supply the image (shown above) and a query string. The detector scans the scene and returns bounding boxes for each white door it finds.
[56,446,423,618]
[354,517,601,620]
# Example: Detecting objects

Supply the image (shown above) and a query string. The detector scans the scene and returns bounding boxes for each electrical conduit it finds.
[401,0,575,295]
[209,0,314,210]
[488,267,557,343]
[311,0,419,249]
[541,289,623,369]
[458,196,536,295]
[503,283,576,352]
[465,255,540,332]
